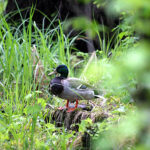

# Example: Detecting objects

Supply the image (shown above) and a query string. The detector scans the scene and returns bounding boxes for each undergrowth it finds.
[0,7,138,150]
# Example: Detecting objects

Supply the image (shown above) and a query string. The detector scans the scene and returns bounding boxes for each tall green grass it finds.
[0,9,79,148]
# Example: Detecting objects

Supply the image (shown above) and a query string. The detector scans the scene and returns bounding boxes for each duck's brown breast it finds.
[50,77,64,96]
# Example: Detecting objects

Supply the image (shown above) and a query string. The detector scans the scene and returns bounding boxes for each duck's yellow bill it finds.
[48,70,57,76]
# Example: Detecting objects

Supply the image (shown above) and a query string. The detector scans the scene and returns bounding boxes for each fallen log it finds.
[44,102,108,149]
[44,102,108,130]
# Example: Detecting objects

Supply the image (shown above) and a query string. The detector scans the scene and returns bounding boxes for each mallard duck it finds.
[48,65,103,112]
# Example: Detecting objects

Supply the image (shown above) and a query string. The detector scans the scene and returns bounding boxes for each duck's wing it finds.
[60,78,104,101]
[63,77,95,90]
[60,78,95,101]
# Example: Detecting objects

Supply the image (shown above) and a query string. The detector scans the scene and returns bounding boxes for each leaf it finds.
[79,118,93,133]
[26,104,41,115]
[25,93,33,100]
[78,0,91,4]
[46,123,56,132]
[37,98,46,109]
[118,32,127,40]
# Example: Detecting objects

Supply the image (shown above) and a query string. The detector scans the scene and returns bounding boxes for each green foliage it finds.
[65,16,104,38]
[107,0,150,36]
[78,0,91,4]
[0,0,7,14]
[0,0,150,149]
[90,0,150,149]
[93,110,150,150]
[79,118,93,133]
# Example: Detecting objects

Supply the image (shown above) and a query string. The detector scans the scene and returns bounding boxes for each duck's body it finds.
[50,77,96,102]
[49,65,101,112]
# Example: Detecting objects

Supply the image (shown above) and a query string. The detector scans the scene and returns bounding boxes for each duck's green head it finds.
[49,65,69,78]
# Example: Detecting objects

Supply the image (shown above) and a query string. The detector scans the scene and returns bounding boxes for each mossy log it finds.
[44,102,108,149]
[44,103,108,130]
